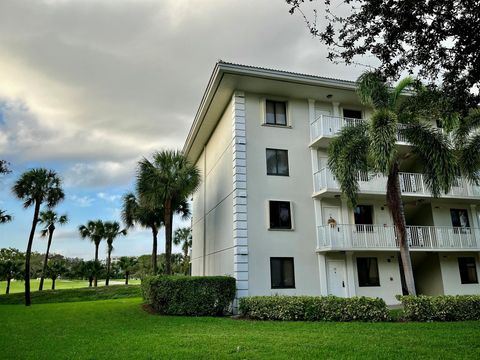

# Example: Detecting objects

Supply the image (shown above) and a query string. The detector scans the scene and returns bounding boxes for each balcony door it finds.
[322,206,343,247]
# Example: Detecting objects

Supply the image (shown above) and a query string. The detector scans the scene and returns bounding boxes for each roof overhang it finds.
[183,61,360,164]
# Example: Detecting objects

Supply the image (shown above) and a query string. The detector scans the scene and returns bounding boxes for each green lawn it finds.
[1,298,479,359]
[0,278,141,294]
[0,284,141,305]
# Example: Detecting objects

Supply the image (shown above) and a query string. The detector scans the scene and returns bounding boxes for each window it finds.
[357,257,380,287]
[450,209,470,228]
[270,257,295,288]
[269,201,292,229]
[266,149,289,176]
[343,109,362,119]
[458,257,478,284]
[354,205,373,232]
[266,100,287,126]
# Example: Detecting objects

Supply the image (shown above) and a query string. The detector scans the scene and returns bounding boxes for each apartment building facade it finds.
[183,62,480,305]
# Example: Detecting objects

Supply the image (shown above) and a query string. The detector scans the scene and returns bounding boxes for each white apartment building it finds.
[183,61,480,305]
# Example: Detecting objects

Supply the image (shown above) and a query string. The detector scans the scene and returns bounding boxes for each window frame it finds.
[265,100,288,126]
[356,257,380,287]
[266,148,289,176]
[270,257,295,289]
[268,200,293,230]
[458,257,478,284]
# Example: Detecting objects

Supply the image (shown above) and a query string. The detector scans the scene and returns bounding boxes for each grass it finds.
[0,278,141,294]
[1,297,479,359]
[0,284,141,305]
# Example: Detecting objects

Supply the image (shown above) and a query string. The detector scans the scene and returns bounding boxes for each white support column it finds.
[318,253,328,295]
[470,205,480,248]
[232,91,249,302]
[332,102,340,117]
[345,251,356,297]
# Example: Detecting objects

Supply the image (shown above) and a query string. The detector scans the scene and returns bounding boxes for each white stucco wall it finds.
[352,252,403,305]
[245,93,321,296]
[191,101,234,277]
[440,252,480,295]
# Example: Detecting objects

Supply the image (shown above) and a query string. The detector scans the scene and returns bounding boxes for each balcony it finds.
[313,167,480,200]
[317,224,480,251]
[310,115,409,148]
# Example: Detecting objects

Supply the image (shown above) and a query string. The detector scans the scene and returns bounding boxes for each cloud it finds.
[97,192,122,203]
[64,160,136,188]
[69,194,95,207]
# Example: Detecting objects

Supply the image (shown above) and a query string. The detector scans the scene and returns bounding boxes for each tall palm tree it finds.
[37,210,68,291]
[122,193,163,274]
[137,150,200,275]
[328,72,474,295]
[0,210,12,224]
[78,220,105,287]
[12,168,64,306]
[103,221,127,286]
[173,226,192,275]
[118,256,138,285]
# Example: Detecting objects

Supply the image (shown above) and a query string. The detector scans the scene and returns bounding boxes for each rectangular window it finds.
[266,149,289,176]
[343,109,362,119]
[270,257,295,288]
[269,201,292,229]
[357,257,380,287]
[354,205,373,232]
[458,257,478,284]
[266,100,287,126]
[450,209,470,228]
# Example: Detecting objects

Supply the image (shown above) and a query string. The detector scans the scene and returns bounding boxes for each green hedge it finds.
[239,295,389,322]
[397,295,480,321]
[142,275,236,316]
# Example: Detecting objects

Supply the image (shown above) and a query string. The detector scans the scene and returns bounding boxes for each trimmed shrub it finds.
[239,295,389,322]
[397,295,480,321]
[142,275,236,316]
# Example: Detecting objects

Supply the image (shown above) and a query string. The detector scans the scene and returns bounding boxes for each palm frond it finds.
[401,123,458,197]
[368,109,398,174]
[389,76,415,109]
[328,123,370,207]
[457,133,480,185]
[455,108,480,142]
[356,71,390,109]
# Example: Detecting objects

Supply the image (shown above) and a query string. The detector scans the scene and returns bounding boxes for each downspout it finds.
[203,145,207,276]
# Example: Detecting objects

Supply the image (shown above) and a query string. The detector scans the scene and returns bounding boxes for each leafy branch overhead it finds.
[287,0,480,110]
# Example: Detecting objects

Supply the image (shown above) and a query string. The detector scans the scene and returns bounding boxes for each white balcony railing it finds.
[317,224,480,251]
[313,167,480,198]
[310,115,408,144]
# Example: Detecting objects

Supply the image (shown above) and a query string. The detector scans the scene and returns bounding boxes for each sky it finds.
[0,0,370,260]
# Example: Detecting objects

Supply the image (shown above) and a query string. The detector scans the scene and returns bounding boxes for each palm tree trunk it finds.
[125,271,129,285]
[6,277,11,294]
[52,278,56,290]
[387,162,416,296]
[164,198,173,275]
[39,228,54,291]
[25,201,41,306]
[151,226,158,274]
[94,242,99,287]
[106,244,112,286]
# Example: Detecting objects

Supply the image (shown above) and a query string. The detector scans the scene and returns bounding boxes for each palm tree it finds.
[0,210,12,224]
[137,150,200,275]
[46,259,67,290]
[37,210,68,291]
[103,221,127,286]
[173,226,192,275]
[118,256,138,285]
[78,220,105,287]
[328,72,470,296]
[12,168,64,306]
[122,193,163,274]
